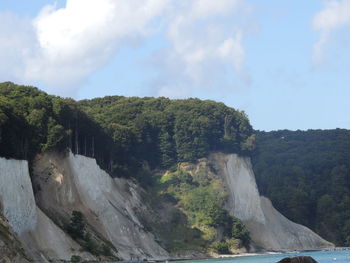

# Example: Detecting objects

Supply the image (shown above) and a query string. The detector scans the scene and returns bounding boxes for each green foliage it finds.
[0,82,116,172]
[43,118,65,151]
[0,82,254,183]
[79,96,255,168]
[211,241,230,254]
[231,216,250,247]
[252,129,350,245]
[153,161,250,250]
[210,238,244,254]
[70,255,82,263]
[66,211,85,240]
[182,186,228,227]
[65,211,115,257]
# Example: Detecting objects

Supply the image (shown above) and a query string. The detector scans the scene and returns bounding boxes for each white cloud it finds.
[0,0,168,96]
[0,13,38,85]
[153,0,251,97]
[28,0,168,95]
[312,0,350,64]
[0,0,252,97]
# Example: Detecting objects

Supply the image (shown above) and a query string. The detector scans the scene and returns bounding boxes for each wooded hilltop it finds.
[1,82,350,248]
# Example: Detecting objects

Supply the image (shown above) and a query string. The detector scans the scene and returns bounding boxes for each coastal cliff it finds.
[0,83,335,261]
[0,157,94,262]
[33,151,168,260]
[211,153,333,250]
[0,151,334,262]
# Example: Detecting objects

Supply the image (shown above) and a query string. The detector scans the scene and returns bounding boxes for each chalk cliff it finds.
[210,153,333,250]
[32,151,168,261]
[0,151,333,262]
[0,157,94,262]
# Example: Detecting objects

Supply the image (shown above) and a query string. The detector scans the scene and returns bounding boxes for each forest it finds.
[0,82,254,177]
[252,129,350,245]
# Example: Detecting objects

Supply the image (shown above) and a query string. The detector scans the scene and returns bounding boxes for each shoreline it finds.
[165,247,350,262]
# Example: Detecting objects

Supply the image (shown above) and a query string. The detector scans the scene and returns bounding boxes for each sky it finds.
[0,0,350,131]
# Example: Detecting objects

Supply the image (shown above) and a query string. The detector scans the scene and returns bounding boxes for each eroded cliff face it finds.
[0,215,31,263]
[0,151,333,261]
[33,151,169,260]
[210,153,334,250]
[0,157,94,262]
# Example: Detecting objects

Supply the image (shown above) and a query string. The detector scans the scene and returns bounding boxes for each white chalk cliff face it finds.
[0,151,333,261]
[0,158,36,235]
[210,153,334,250]
[0,157,94,262]
[1,152,168,261]
[33,151,168,260]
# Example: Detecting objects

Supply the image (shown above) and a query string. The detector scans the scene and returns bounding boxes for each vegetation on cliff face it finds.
[65,211,116,259]
[0,82,254,254]
[3,82,349,249]
[252,129,350,246]
[151,158,250,253]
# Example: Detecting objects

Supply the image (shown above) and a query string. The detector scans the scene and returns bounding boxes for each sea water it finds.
[175,250,350,263]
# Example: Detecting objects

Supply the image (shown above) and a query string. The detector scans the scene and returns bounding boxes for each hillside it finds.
[0,82,258,259]
[252,129,350,245]
[0,82,334,261]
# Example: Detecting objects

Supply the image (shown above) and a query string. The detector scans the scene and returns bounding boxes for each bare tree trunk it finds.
[109,151,113,172]
[68,121,72,150]
[92,136,95,158]
[224,115,232,138]
[75,120,79,154]
[24,137,28,160]
[84,136,87,156]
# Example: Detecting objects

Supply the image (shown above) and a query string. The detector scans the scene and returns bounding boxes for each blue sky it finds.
[0,0,350,131]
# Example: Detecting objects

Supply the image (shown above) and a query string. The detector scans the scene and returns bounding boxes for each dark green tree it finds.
[66,211,85,240]
[231,216,250,246]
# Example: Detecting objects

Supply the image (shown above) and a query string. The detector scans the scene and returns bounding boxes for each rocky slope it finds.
[0,215,31,263]
[32,151,168,261]
[210,153,333,250]
[0,151,333,262]
[0,156,94,262]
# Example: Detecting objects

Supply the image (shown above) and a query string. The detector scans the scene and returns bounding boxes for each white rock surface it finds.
[211,153,334,250]
[220,154,265,224]
[68,152,168,260]
[33,151,169,260]
[0,158,37,234]
[255,197,332,250]
[0,157,93,261]
[0,151,334,259]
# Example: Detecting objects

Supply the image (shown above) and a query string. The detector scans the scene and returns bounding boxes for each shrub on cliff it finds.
[66,211,85,240]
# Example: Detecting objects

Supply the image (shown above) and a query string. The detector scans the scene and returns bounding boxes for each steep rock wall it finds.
[33,151,169,260]
[0,215,31,263]
[0,158,37,235]
[210,153,334,250]
[1,151,334,259]
[0,157,94,262]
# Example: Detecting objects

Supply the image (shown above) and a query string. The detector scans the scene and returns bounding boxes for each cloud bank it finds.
[154,0,251,97]
[0,0,251,97]
[312,0,350,64]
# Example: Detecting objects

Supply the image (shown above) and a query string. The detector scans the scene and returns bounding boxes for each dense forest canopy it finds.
[0,82,254,178]
[252,129,350,246]
[79,96,255,168]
